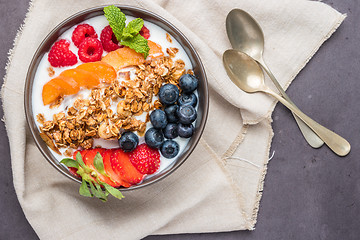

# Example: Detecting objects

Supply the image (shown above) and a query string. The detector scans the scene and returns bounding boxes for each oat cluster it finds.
[37,50,193,155]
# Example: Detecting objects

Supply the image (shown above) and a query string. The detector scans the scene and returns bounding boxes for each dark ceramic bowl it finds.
[24,5,209,190]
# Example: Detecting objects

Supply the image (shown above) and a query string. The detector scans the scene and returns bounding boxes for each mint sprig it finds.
[104,5,149,58]
[60,152,124,201]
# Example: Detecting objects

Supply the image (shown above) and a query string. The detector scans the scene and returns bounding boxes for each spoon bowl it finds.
[223,49,265,93]
[226,9,264,60]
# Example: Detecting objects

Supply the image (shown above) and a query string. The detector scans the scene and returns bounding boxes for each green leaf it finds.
[122,18,144,40]
[60,158,79,169]
[94,182,108,202]
[88,181,108,202]
[89,181,102,198]
[104,5,126,42]
[103,183,125,200]
[121,34,150,59]
[75,152,86,168]
[93,152,109,177]
[79,179,92,197]
[103,5,150,58]
[76,152,93,173]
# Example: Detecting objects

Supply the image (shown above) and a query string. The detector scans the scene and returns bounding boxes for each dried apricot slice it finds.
[101,40,164,71]
[60,68,99,88]
[50,76,80,95]
[76,62,116,83]
[42,81,62,106]
[42,61,117,105]
[148,40,164,58]
[42,76,79,105]
[101,47,144,72]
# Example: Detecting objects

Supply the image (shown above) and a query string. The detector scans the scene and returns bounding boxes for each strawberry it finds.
[82,148,118,187]
[110,149,144,185]
[71,149,94,180]
[129,144,160,174]
[73,149,88,160]
[102,149,131,188]
[68,167,81,178]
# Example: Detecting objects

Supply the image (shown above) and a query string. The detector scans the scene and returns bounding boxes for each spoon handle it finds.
[258,58,324,149]
[264,88,350,156]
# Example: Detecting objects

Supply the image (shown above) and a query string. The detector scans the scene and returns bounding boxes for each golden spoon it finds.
[226,9,324,148]
[223,49,350,156]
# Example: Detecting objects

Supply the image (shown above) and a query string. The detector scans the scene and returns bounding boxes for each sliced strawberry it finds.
[110,149,144,185]
[83,148,118,186]
[69,167,81,178]
[69,150,88,178]
[73,149,88,160]
[102,149,130,188]
[129,144,160,174]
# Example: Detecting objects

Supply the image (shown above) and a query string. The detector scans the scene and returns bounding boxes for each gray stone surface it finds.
[0,0,359,239]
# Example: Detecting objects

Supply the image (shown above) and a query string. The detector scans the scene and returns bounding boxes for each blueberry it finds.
[179,74,198,93]
[118,132,139,152]
[150,109,168,129]
[158,84,179,105]
[176,105,197,124]
[145,128,164,148]
[160,140,180,158]
[178,93,197,107]
[164,105,179,123]
[177,123,194,138]
[163,123,178,139]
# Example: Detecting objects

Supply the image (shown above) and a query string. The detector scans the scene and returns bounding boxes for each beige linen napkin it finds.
[2,0,345,239]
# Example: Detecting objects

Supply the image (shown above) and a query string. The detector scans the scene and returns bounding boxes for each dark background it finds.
[1,0,359,239]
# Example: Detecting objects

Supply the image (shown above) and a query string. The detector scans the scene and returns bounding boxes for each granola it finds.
[37,53,186,152]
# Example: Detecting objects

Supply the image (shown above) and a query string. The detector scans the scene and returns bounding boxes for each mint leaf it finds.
[93,152,109,177]
[104,5,126,41]
[104,5,150,58]
[60,158,79,169]
[103,183,125,200]
[121,34,150,58]
[122,18,144,40]
[79,179,92,197]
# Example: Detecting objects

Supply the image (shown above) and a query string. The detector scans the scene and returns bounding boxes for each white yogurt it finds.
[32,15,196,178]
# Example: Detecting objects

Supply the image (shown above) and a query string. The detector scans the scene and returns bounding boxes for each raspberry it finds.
[48,39,78,67]
[100,25,120,52]
[139,25,150,39]
[78,38,103,63]
[71,24,98,47]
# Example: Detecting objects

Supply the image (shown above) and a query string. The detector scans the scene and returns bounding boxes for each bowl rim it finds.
[24,5,209,191]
